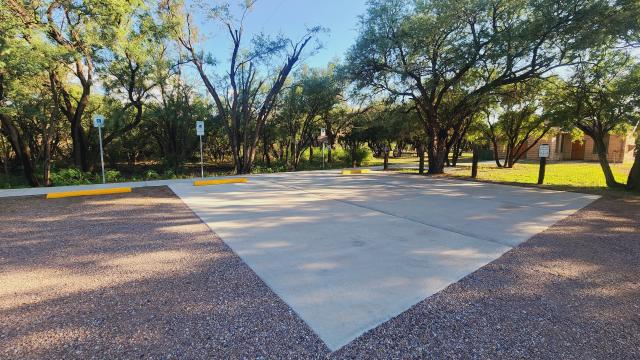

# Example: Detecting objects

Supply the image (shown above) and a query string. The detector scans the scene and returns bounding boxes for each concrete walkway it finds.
[169,171,598,350]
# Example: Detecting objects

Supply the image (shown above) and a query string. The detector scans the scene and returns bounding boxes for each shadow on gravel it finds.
[0,187,328,359]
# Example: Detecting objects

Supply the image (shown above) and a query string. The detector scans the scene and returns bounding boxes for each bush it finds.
[144,169,161,180]
[337,146,372,166]
[252,164,288,174]
[50,168,92,186]
[104,170,122,183]
[164,169,177,179]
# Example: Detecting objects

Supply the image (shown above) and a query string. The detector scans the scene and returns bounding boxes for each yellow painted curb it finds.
[193,178,248,186]
[341,169,371,175]
[46,187,132,199]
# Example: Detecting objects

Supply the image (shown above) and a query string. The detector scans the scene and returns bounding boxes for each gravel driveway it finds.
[1,186,638,359]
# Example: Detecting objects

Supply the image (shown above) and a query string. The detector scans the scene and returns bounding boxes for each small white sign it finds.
[539,144,550,158]
[320,128,326,137]
[196,121,205,136]
[93,115,105,128]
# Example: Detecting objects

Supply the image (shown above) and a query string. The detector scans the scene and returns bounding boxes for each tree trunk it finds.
[42,139,52,186]
[0,132,9,175]
[626,144,640,191]
[418,143,425,174]
[1,117,39,186]
[43,70,59,186]
[426,131,447,174]
[593,135,621,188]
[351,143,357,167]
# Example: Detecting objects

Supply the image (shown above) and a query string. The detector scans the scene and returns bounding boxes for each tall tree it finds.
[276,65,342,169]
[167,0,322,173]
[556,50,640,188]
[7,0,141,171]
[101,8,173,154]
[486,80,555,168]
[347,0,628,174]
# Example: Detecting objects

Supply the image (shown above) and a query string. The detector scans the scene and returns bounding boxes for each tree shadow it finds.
[0,187,328,359]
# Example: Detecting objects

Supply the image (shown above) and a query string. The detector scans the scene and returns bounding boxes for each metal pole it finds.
[98,126,105,184]
[322,142,325,169]
[199,135,204,178]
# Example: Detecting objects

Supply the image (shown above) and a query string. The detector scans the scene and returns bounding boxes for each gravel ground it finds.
[1,187,639,359]
[0,187,327,359]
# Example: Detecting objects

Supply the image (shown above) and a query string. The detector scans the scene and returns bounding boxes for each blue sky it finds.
[189,0,369,69]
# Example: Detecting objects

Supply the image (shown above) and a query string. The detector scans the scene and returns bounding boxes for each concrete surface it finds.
[169,171,598,350]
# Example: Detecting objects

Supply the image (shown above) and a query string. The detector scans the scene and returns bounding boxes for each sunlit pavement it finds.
[170,171,598,350]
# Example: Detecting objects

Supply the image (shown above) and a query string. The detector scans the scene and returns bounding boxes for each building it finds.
[496,130,637,163]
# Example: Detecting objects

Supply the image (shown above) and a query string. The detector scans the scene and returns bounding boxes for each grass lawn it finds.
[369,155,421,167]
[444,161,633,196]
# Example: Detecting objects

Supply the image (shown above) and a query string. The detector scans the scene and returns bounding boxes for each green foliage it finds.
[50,168,93,186]
[144,170,161,180]
[105,170,122,183]
[345,0,636,173]
[2,0,640,189]
[337,146,372,165]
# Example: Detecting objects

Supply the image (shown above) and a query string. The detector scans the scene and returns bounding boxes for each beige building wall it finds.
[494,131,636,163]
[525,134,569,161]
[583,133,635,163]
[623,132,637,163]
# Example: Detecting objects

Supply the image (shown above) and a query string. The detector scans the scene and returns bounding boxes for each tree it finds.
[276,65,342,169]
[628,135,640,191]
[101,7,173,157]
[0,3,65,186]
[7,0,144,172]
[145,75,210,174]
[556,50,640,188]
[485,80,555,168]
[346,0,627,174]
[167,0,322,173]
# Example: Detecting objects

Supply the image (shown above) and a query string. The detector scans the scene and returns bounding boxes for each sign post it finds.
[538,144,550,184]
[196,121,205,178]
[93,115,106,184]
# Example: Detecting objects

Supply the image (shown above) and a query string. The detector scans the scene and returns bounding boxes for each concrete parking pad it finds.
[170,171,598,350]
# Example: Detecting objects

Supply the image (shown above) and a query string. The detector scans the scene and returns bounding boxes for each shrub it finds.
[50,168,92,185]
[164,169,177,179]
[104,170,122,183]
[144,169,161,180]
[337,146,372,166]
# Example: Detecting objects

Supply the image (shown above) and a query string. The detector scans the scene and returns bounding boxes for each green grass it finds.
[443,161,633,196]
[368,155,421,166]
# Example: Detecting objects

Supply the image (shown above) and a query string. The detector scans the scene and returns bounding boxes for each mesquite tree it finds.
[168,0,322,174]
